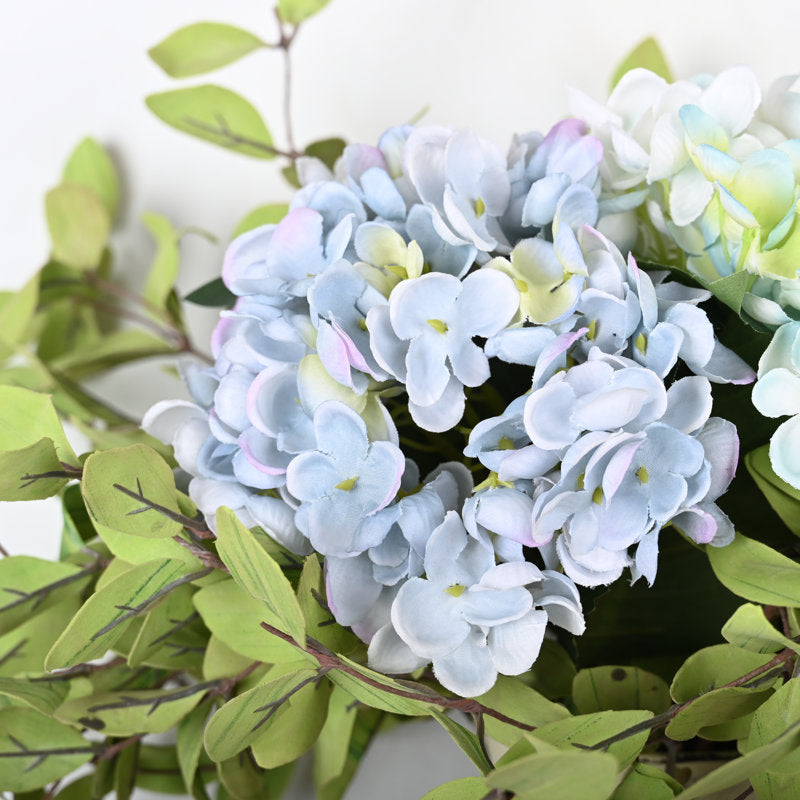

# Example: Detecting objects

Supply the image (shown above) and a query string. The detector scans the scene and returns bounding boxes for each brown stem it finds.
[172,536,228,571]
[97,733,145,762]
[182,115,299,160]
[0,541,10,558]
[277,13,299,156]
[113,480,213,537]
[259,622,535,731]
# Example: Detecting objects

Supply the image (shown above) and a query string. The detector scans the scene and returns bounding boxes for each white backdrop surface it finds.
[2,1,799,797]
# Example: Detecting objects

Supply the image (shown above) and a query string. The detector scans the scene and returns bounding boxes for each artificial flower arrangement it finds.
[1,2,800,797]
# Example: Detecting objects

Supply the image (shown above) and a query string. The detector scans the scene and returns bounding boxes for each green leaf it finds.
[45,183,111,269]
[202,635,256,681]
[305,137,347,169]
[0,598,81,677]
[46,558,189,668]
[707,532,800,607]
[478,675,570,746]
[217,752,277,800]
[526,639,576,701]
[610,36,673,91]
[184,276,237,307]
[529,710,654,769]
[326,654,438,716]
[0,438,69,501]
[420,777,488,799]
[62,137,120,221]
[146,85,275,159]
[611,762,681,799]
[142,212,181,308]
[0,676,70,714]
[430,710,492,775]
[231,203,289,238]
[487,748,619,800]
[56,683,209,735]
[723,603,800,655]
[148,22,266,78]
[572,665,671,715]
[82,444,184,539]
[91,520,202,569]
[135,744,190,794]
[297,554,359,655]
[177,701,211,796]
[0,556,91,635]
[678,720,800,799]
[215,506,305,646]
[746,444,800,536]
[192,579,304,664]
[0,386,78,466]
[0,274,39,358]
[113,737,139,800]
[277,0,331,24]
[702,270,757,316]
[0,707,94,791]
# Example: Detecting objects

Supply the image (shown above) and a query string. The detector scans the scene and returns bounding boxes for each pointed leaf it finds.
[707,532,800,607]
[215,506,305,646]
[0,707,94,791]
[430,710,492,775]
[420,777,488,799]
[146,85,275,159]
[305,137,347,169]
[184,276,237,307]
[45,558,189,668]
[62,137,120,220]
[277,0,331,24]
[82,444,184,538]
[148,22,266,78]
[0,676,70,714]
[142,212,181,308]
[700,270,756,316]
[612,762,681,799]
[177,701,211,796]
[610,37,673,91]
[45,183,111,269]
[746,444,800,536]
[722,603,800,655]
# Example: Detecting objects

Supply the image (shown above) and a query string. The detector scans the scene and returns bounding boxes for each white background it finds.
[1,0,799,797]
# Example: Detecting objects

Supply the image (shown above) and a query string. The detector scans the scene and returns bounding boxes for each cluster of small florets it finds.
[146,114,754,696]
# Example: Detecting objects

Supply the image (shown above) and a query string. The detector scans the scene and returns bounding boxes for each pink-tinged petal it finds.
[488,610,548,676]
[316,319,356,388]
[696,417,739,501]
[268,207,324,266]
[601,439,644,502]
[671,506,717,544]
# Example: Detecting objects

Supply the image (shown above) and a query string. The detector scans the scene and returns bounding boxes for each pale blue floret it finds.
[286,400,405,556]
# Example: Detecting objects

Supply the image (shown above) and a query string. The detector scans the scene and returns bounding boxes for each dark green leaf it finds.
[610,37,673,91]
[146,85,275,159]
[135,744,189,794]
[215,506,305,646]
[177,701,211,796]
[62,137,120,221]
[525,639,576,700]
[305,137,347,169]
[611,762,681,799]
[277,0,331,24]
[231,203,289,238]
[707,532,800,607]
[45,183,111,270]
[183,276,237,307]
[281,163,300,188]
[746,444,800,536]
[149,22,266,78]
[82,444,184,539]
[573,665,671,715]
[113,737,139,800]
[46,558,189,668]
[0,707,94,791]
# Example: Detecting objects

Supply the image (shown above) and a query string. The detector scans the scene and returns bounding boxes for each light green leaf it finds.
[487,748,619,800]
[177,701,211,795]
[215,506,305,646]
[0,707,94,791]
[478,675,570,746]
[45,183,111,269]
[611,762,681,799]
[149,22,266,78]
[46,558,189,668]
[0,274,39,358]
[700,270,756,316]
[746,444,800,536]
[430,710,492,775]
[0,438,69,501]
[326,654,438,716]
[91,520,202,569]
[610,36,673,91]
[204,667,319,761]
[529,710,654,769]
[142,212,181,308]
[0,676,70,714]
[0,598,81,677]
[136,744,192,795]
[56,683,209,735]
[0,556,91,635]
[217,752,276,800]
[113,738,139,800]
[82,444,183,539]
[62,137,119,220]
[0,386,78,466]
[573,665,671,715]
[744,677,800,774]
[420,777,488,799]
[678,720,800,799]
[231,203,289,238]
[277,0,331,24]
[192,579,305,664]
[146,85,275,159]
[707,532,800,607]
[723,603,800,655]
[202,635,256,681]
